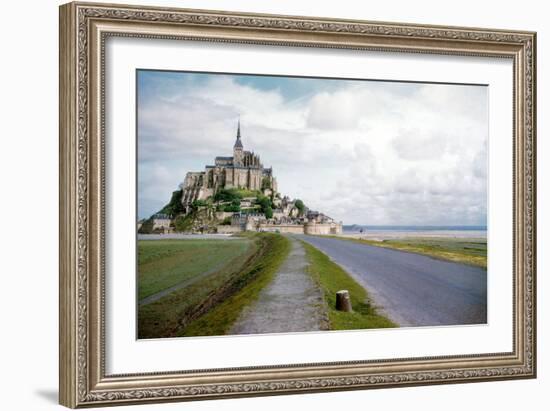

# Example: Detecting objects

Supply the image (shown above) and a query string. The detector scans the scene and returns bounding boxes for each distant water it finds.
[344,225,486,232]
[343,225,487,239]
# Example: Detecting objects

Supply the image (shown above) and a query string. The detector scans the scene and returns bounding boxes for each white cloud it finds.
[138,74,487,225]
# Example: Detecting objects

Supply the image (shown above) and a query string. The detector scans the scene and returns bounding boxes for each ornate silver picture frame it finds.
[59,1,536,408]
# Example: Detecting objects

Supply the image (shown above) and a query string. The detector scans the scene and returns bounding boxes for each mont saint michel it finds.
[139,121,343,236]
[137,69,487,340]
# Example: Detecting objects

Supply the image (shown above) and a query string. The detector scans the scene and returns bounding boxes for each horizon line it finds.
[343,224,487,228]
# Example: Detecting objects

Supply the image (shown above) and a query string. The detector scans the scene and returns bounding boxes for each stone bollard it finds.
[335,290,352,312]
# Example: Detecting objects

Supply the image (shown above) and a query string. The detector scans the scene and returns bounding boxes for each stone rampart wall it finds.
[258,224,305,234]
[216,225,242,234]
[304,222,343,235]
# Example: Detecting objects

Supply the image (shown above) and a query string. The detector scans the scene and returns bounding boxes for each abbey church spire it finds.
[233,118,244,166]
[234,118,243,149]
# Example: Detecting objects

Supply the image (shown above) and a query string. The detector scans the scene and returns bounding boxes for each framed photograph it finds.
[59,1,537,408]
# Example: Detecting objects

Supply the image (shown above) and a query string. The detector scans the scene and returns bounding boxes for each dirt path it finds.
[230,236,328,335]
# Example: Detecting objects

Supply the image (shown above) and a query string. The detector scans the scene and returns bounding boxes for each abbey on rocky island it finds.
[140,120,342,236]
[180,121,277,212]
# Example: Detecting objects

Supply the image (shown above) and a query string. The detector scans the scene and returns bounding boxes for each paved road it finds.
[230,236,329,335]
[299,236,487,327]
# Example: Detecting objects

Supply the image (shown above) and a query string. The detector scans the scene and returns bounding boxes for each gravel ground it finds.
[229,236,328,335]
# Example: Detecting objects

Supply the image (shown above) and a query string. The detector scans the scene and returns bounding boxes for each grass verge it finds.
[302,241,397,330]
[328,236,487,269]
[180,233,291,337]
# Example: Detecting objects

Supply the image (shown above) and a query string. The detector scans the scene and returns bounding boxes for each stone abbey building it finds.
[180,121,277,211]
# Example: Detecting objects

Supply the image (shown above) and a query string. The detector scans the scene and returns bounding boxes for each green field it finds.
[138,234,290,339]
[138,239,252,301]
[302,241,397,330]
[333,236,487,268]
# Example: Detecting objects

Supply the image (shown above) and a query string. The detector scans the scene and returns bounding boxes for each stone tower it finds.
[233,119,244,166]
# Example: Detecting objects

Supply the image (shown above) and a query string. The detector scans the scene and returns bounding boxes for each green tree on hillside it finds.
[223,198,241,212]
[174,213,194,232]
[294,199,305,216]
[159,190,185,215]
[214,189,242,203]
[257,195,273,218]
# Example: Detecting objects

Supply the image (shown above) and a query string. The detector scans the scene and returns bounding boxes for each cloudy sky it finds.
[137,70,488,226]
